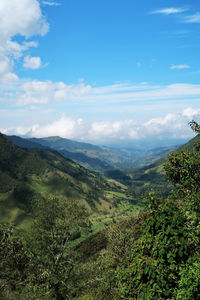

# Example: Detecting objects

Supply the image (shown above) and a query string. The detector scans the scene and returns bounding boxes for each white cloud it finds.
[17,80,92,105]
[142,108,200,139]
[0,56,19,82]
[182,107,200,118]
[23,55,42,69]
[2,115,84,139]
[0,0,49,39]
[23,55,42,70]
[28,116,78,138]
[42,1,60,6]
[88,120,141,141]
[84,83,200,104]
[2,81,200,107]
[17,80,55,105]
[89,121,122,140]
[144,114,179,135]
[0,0,49,82]
[183,13,200,23]
[152,8,200,25]
[5,40,38,59]
[170,64,190,70]
[151,7,187,15]
[3,107,199,142]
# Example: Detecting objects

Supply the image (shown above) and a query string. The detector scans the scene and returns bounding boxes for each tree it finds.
[164,120,200,195]
[0,197,91,299]
[28,196,91,299]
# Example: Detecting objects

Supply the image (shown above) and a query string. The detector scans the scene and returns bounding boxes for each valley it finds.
[1,130,200,299]
[1,132,186,232]
[8,135,176,171]
[0,133,144,231]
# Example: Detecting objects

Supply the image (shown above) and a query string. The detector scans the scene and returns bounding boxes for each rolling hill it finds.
[0,133,135,228]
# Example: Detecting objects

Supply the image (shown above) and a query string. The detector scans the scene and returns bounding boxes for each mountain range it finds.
[1,132,198,229]
[8,135,176,172]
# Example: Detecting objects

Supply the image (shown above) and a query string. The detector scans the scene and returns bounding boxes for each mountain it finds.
[0,133,132,228]
[26,136,175,170]
[126,134,200,199]
[29,136,137,170]
[30,136,102,151]
[8,135,48,150]
[1,133,183,229]
[8,135,112,172]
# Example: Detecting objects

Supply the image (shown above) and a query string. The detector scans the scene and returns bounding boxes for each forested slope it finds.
[0,133,124,227]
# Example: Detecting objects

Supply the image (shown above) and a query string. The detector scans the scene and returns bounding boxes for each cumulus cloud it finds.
[1,115,85,140]
[143,108,200,139]
[151,7,187,15]
[170,64,190,70]
[182,107,200,118]
[23,55,42,69]
[0,0,49,39]
[2,107,199,142]
[144,114,181,135]
[27,116,79,138]
[0,0,49,82]
[88,120,139,141]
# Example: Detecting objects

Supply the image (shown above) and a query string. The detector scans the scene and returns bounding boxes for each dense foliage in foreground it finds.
[88,121,200,300]
[0,122,200,299]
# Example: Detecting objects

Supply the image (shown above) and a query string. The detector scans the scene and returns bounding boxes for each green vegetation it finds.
[8,135,174,172]
[84,121,200,299]
[1,133,137,228]
[1,123,200,299]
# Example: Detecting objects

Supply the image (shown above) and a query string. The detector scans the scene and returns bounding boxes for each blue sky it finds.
[1,0,200,144]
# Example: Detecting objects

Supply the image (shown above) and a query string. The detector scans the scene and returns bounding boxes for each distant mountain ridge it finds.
[8,135,48,150]
[31,136,102,151]
[8,135,112,172]
[7,135,176,171]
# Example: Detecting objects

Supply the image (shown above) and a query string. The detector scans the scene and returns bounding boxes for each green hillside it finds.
[27,136,174,171]
[2,133,179,229]
[29,136,137,170]
[0,133,142,229]
[7,135,47,150]
[126,135,200,199]
[179,133,200,151]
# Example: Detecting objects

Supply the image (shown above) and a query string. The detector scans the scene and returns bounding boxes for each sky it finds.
[1,0,200,145]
